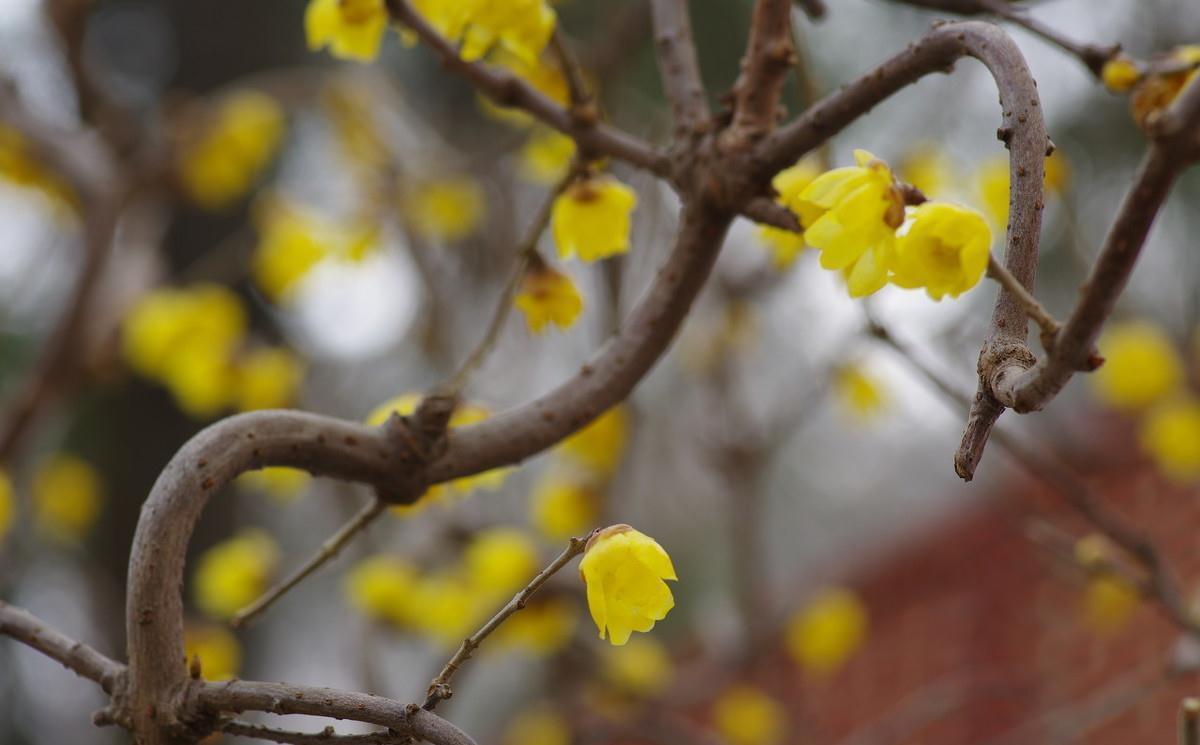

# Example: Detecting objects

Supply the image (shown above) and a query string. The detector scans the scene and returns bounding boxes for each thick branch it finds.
[0,600,125,694]
[650,0,711,135]
[219,721,403,745]
[723,0,796,147]
[384,0,669,175]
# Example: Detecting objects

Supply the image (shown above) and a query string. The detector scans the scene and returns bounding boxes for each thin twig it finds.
[985,253,1060,347]
[231,499,387,629]
[0,600,125,694]
[422,529,597,710]
[549,29,592,111]
[649,0,711,135]
[723,0,797,147]
[219,720,405,745]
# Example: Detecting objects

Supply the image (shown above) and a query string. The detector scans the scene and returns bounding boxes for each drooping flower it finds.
[531,475,598,541]
[176,91,285,210]
[234,346,305,411]
[792,150,905,297]
[1102,55,1142,93]
[305,0,390,62]
[552,175,637,262]
[1091,321,1183,411]
[600,636,673,696]
[755,157,821,269]
[711,686,787,745]
[32,454,103,544]
[558,406,628,475]
[514,264,584,333]
[184,623,242,681]
[891,202,991,300]
[785,587,868,676]
[193,529,280,620]
[404,176,486,242]
[579,524,677,645]
[1140,397,1200,481]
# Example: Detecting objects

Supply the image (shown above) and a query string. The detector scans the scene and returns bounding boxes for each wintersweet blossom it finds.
[579,524,677,645]
[755,157,821,268]
[462,527,539,596]
[345,554,420,626]
[793,150,905,297]
[600,636,673,696]
[305,0,390,62]
[892,202,992,300]
[32,455,103,543]
[785,587,868,676]
[234,346,305,411]
[514,264,584,333]
[1091,321,1183,411]
[459,0,556,65]
[1130,45,1200,129]
[712,686,787,745]
[832,363,888,422]
[558,406,628,474]
[552,175,637,262]
[1102,55,1141,93]
[1140,397,1200,481]
[492,597,579,654]
[531,476,597,541]
[193,529,280,620]
[176,91,285,209]
[519,128,576,184]
[898,145,956,199]
[404,177,486,242]
[184,624,242,681]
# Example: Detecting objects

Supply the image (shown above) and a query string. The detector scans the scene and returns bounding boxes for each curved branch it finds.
[0,600,125,695]
[220,721,403,745]
[384,0,671,175]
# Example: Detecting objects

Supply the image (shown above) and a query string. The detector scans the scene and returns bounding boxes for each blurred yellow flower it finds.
[160,338,239,418]
[177,91,285,210]
[184,623,242,681]
[1091,321,1182,411]
[1140,397,1200,481]
[0,125,75,211]
[32,455,103,543]
[462,527,539,595]
[252,204,361,302]
[892,202,991,300]
[552,175,637,262]
[974,156,1010,228]
[1083,575,1140,633]
[515,264,584,333]
[405,177,485,242]
[1043,150,1071,195]
[345,554,420,626]
[559,406,628,475]
[580,525,676,646]
[305,0,390,62]
[601,635,673,697]
[531,476,597,541]
[503,706,571,745]
[0,469,15,542]
[1102,55,1141,93]
[411,571,488,646]
[899,145,955,199]
[237,467,312,503]
[785,587,868,676]
[480,52,570,127]
[794,150,904,298]
[1131,45,1200,130]
[519,129,576,184]
[122,284,246,381]
[235,346,305,411]
[712,686,786,745]
[833,363,888,422]
[755,158,821,269]
[193,529,280,620]
[461,0,555,65]
[493,596,579,654]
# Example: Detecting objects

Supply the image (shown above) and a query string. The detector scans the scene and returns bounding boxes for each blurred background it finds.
[1,0,1199,743]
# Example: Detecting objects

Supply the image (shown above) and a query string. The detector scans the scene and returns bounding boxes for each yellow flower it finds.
[492,596,579,654]
[462,527,539,595]
[177,91,285,210]
[405,177,485,242]
[793,150,904,298]
[515,264,584,333]
[345,554,420,626]
[365,394,510,508]
[305,0,390,62]
[235,346,305,411]
[531,476,598,541]
[193,529,280,620]
[892,202,991,300]
[1140,397,1200,481]
[600,635,673,697]
[898,145,955,199]
[251,205,337,302]
[711,686,786,745]
[558,406,628,475]
[122,284,246,380]
[552,175,637,262]
[832,363,888,422]
[503,706,571,745]
[411,571,489,646]
[1082,575,1140,633]
[1091,321,1183,411]
[0,125,76,211]
[237,467,312,503]
[755,158,821,269]
[1131,45,1200,130]
[974,156,1010,228]
[519,128,576,184]
[480,52,570,127]
[785,587,867,676]
[461,0,555,65]
[1102,55,1141,93]
[0,469,13,542]
[579,525,677,646]
[32,455,102,543]
[184,624,242,681]
[161,338,239,418]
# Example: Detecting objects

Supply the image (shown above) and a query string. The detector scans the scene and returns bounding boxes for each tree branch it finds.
[0,600,125,695]
[219,720,405,744]
[383,0,670,175]
[649,0,711,135]
[722,0,797,148]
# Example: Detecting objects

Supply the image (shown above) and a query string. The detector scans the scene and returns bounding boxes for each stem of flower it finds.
[985,253,1060,351]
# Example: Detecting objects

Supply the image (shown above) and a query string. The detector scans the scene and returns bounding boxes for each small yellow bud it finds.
[519,129,576,184]
[1101,55,1141,93]
[1083,575,1140,633]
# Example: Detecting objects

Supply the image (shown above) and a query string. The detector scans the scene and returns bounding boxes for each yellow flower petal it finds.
[551,176,637,262]
[892,201,991,300]
[305,0,389,62]
[177,91,285,210]
[579,525,677,645]
[514,264,584,333]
